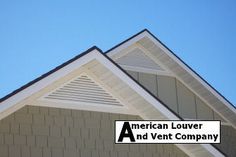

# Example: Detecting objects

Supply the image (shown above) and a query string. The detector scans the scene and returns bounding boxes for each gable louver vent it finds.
[44,75,123,106]
[116,47,165,71]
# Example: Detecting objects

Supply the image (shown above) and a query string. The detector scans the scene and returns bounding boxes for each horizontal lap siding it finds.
[0,106,187,157]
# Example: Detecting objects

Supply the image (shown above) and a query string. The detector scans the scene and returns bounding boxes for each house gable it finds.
[107,29,236,129]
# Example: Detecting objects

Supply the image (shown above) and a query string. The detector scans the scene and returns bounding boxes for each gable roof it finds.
[106,29,236,129]
[0,34,225,157]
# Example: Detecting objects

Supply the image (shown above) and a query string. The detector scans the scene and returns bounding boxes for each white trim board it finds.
[120,64,173,76]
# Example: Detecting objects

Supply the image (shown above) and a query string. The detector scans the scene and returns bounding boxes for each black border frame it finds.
[114,120,221,144]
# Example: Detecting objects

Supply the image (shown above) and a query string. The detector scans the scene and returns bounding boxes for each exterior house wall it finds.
[127,70,225,121]
[0,105,187,157]
[127,70,236,156]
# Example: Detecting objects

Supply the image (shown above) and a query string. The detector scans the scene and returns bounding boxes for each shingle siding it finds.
[0,105,187,157]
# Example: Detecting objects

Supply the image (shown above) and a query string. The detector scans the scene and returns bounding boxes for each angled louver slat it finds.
[44,75,123,106]
[116,47,165,71]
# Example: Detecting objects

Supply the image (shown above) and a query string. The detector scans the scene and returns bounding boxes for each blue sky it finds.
[0,0,235,106]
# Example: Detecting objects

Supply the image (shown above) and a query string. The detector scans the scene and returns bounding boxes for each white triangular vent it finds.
[116,47,165,71]
[43,75,123,106]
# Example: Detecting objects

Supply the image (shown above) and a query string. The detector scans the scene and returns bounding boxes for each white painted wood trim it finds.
[200,144,225,157]
[120,65,173,76]
[33,100,137,115]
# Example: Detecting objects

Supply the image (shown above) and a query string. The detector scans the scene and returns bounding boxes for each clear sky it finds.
[0,0,235,106]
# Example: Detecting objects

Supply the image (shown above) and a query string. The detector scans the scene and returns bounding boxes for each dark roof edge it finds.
[106,28,235,110]
[0,46,102,103]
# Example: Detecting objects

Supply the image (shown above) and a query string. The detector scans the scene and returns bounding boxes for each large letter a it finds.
[118,122,135,142]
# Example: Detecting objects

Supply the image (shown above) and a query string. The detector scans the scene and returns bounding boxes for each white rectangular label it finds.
[115,121,220,144]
